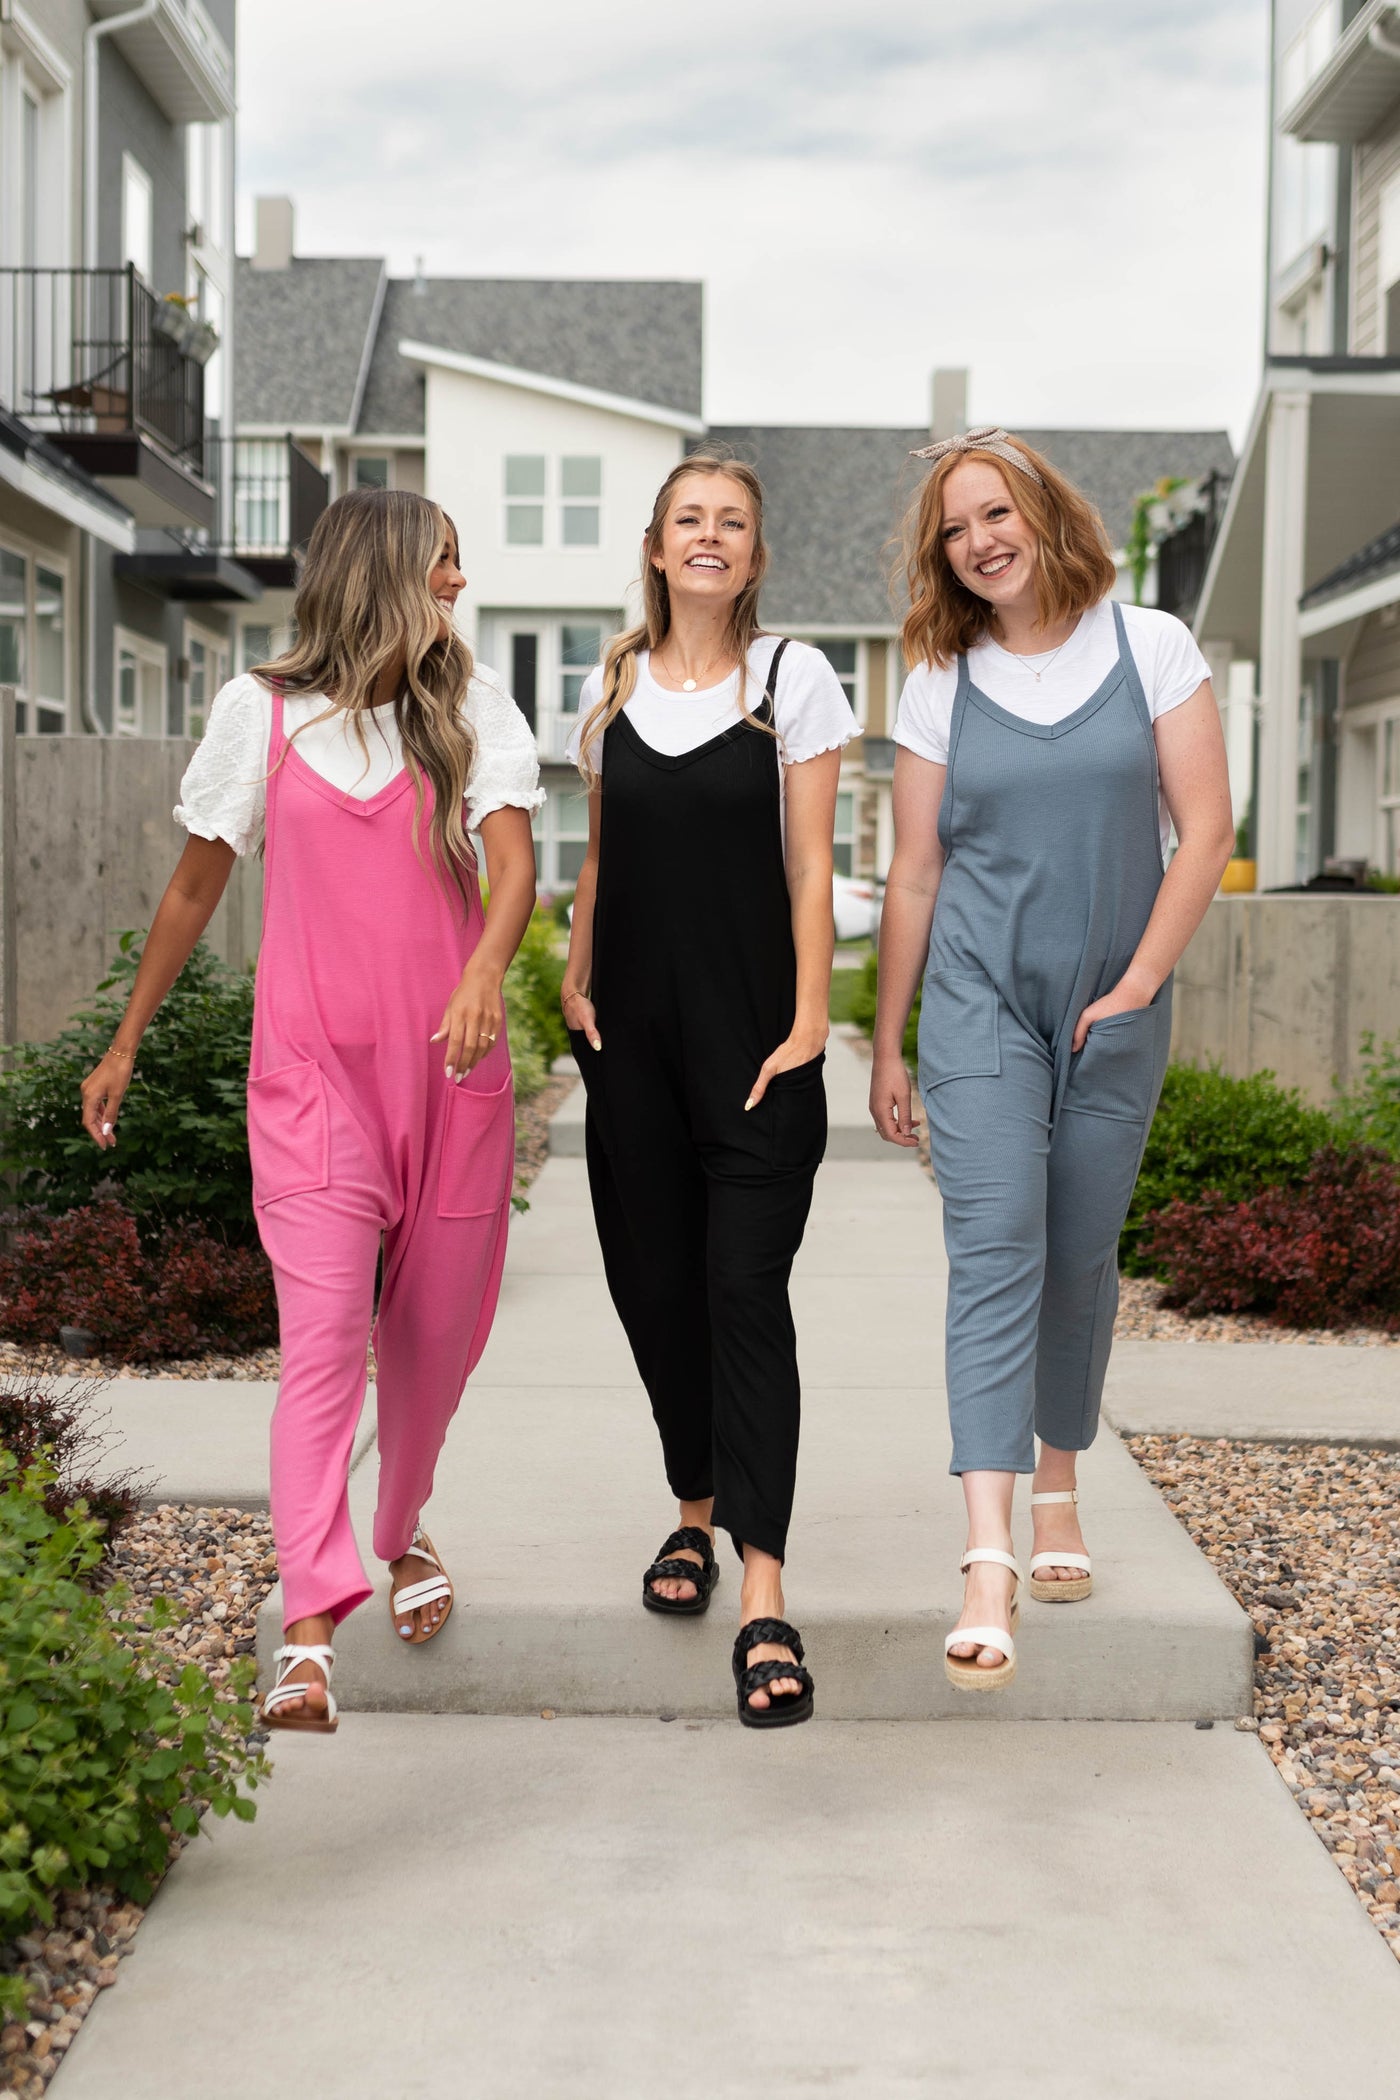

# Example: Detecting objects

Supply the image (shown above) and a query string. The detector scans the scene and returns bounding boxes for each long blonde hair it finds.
[253,488,478,892]
[574,455,771,787]
[901,435,1117,670]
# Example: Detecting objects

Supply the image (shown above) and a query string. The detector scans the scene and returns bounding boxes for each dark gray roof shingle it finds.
[234,258,386,430]
[1301,518,1400,608]
[702,425,1237,630]
[357,278,704,435]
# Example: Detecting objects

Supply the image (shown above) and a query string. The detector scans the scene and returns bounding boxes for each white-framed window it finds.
[805,638,865,729]
[233,439,289,554]
[352,454,391,490]
[238,621,275,675]
[531,786,591,892]
[502,456,603,549]
[1380,173,1400,353]
[182,622,229,740]
[833,788,856,878]
[1295,674,1318,882]
[121,152,153,282]
[0,536,68,734]
[113,628,167,737]
[1379,712,1400,876]
[1280,2,1339,111]
[483,611,616,762]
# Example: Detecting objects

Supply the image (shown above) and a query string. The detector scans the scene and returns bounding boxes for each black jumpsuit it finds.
[569,641,827,1561]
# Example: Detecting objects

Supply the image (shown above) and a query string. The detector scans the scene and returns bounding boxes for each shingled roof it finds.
[1301,518,1400,608]
[356,278,705,434]
[234,257,386,429]
[704,424,1237,630]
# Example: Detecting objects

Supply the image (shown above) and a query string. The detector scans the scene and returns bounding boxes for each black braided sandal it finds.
[732,1617,815,1729]
[641,1526,720,1616]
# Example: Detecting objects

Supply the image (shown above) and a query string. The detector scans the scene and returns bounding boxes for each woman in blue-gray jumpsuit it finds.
[870,429,1234,1690]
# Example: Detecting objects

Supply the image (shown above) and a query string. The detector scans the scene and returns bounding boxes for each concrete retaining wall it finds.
[0,689,262,1045]
[1171,894,1400,1102]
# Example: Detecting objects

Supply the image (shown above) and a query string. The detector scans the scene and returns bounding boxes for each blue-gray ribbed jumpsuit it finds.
[919,603,1172,1476]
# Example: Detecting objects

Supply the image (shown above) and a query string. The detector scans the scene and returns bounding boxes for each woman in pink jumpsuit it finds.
[81,490,541,1733]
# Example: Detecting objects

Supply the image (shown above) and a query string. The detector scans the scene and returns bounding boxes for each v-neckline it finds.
[612,703,774,772]
[281,735,417,814]
[961,654,1127,741]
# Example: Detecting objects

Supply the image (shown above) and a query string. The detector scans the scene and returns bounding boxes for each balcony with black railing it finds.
[1156,469,1229,625]
[0,264,213,531]
[113,436,330,601]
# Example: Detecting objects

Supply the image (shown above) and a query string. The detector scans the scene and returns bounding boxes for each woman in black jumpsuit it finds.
[562,456,855,1725]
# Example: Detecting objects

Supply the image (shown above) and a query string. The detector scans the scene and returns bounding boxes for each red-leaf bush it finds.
[0,1368,145,1546]
[1141,1145,1400,1331]
[0,1199,277,1360]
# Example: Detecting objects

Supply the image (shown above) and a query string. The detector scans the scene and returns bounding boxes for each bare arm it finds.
[1070,681,1234,1050]
[745,746,840,1109]
[869,749,946,1146]
[559,788,603,1051]
[432,805,538,1080]
[80,832,237,1148]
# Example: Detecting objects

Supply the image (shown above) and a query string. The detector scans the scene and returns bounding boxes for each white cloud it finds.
[235,0,1268,442]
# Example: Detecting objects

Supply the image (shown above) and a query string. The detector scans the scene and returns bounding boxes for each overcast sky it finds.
[236,0,1268,446]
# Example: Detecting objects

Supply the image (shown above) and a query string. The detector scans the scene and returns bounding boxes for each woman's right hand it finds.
[80,1050,137,1150]
[561,986,601,1051]
[869,1047,921,1148]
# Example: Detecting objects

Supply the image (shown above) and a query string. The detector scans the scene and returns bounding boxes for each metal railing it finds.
[206,436,328,565]
[1156,469,1228,624]
[0,265,206,477]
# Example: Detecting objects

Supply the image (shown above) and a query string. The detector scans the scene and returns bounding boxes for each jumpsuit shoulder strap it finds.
[1109,601,1153,736]
[763,636,791,703]
[268,678,286,756]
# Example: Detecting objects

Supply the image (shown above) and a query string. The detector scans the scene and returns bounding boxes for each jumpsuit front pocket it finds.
[247,1059,330,1206]
[918,969,1001,1091]
[1065,1004,1162,1123]
[437,1068,515,1218]
[766,1051,828,1173]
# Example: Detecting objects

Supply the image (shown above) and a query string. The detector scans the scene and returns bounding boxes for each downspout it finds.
[81,1,158,735]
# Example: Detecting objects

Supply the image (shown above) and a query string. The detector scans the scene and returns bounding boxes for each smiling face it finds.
[937,458,1040,618]
[650,471,756,611]
[430,529,466,641]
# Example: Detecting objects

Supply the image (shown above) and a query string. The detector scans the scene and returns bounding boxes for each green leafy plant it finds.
[1123,1062,1333,1274]
[849,952,921,1064]
[1333,1032,1400,1158]
[0,1370,144,1551]
[0,1453,268,1944]
[0,933,257,1243]
[1126,476,1188,605]
[502,907,567,1098]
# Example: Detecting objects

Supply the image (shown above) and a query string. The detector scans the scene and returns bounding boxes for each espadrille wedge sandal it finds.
[944,1548,1022,1692]
[1027,1490,1093,1603]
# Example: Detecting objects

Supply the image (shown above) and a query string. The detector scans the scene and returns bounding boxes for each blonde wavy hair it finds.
[574,455,771,787]
[252,488,478,894]
[901,435,1117,670]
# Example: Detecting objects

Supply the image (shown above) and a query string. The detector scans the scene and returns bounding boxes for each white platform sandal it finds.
[262,1643,338,1734]
[944,1548,1022,1692]
[390,1526,454,1644]
[1028,1490,1093,1603]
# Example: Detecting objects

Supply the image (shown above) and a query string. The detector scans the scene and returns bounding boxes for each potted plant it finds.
[152,292,196,350]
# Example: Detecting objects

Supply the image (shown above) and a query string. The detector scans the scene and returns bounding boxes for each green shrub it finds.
[849,952,921,1065]
[1332,1032,1400,1159]
[0,933,257,1243]
[0,1370,144,1552]
[1123,1062,1333,1274]
[502,907,567,1097]
[0,1454,267,1947]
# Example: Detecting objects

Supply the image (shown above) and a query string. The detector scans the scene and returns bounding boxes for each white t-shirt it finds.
[893,600,1211,854]
[174,665,544,858]
[566,637,860,788]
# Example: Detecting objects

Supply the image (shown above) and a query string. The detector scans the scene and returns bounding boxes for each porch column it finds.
[1256,389,1310,889]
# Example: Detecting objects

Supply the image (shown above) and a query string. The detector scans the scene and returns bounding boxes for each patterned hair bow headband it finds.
[909,426,1044,485]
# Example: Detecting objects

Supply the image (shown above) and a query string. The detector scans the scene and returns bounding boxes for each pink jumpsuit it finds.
[248,688,514,1626]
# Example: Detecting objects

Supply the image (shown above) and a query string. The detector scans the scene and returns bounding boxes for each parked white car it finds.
[833,873,881,942]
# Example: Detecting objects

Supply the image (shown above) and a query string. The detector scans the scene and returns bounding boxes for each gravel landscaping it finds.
[0,1506,277,2098]
[1130,1434,1400,1965]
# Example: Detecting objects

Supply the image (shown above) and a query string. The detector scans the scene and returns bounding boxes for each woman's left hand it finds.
[1071,971,1156,1054]
[432,959,505,1080]
[745,1023,828,1112]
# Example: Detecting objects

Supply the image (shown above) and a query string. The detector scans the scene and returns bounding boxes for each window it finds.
[240,623,274,674]
[833,790,856,878]
[182,625,229,740]
[1295,676,1317,882]
[234,441,288,554]
[353,455,391,490]
[503,456,603,548]
[20,91,39,267]
[560,623,603,713]
[511,633,538,733]
[114,630,168,737]
[1381,716,1400,876]
[0,541,68,734]
[532,790,591,889]
[121,153,153,282]
[505,456,546,545]
[561,456,601,546]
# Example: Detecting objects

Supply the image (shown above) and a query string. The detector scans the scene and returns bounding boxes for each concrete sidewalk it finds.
[53,1717,1400,2100]
[257,1035,1254,1721]
[1106,1340,1400,1445]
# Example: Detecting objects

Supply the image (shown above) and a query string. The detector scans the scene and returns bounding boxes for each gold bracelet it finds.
[106,1046,135,1061]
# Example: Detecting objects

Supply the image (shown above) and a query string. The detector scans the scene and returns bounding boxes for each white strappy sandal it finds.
[262,1643,338,1734]
[1028,1490,1093,1603]
[944,1548,1022,1691]
[390,1526,454,1644]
